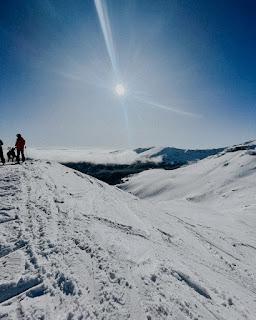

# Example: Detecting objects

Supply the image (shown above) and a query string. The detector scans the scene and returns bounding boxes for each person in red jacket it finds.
[15,134,26,163]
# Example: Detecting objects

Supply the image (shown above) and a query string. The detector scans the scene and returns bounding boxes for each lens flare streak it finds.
[132,95,202,118]
[94,0,119,78]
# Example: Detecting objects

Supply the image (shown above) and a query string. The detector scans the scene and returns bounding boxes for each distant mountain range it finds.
[28,145,225,165]
[27,140,255,185]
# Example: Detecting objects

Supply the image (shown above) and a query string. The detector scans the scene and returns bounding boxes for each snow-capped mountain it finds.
[0,147,256,319]
[26,146,225,186]
[27,145,224,165]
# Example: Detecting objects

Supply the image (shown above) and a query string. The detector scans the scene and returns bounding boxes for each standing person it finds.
[0,139,5,165]
[15,134,26,163]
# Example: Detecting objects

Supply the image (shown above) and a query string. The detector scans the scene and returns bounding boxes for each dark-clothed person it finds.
[0,140,5,164]
[7,147,16,162]
[15,134,26,163]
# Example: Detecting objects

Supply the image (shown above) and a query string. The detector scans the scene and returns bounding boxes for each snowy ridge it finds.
[27,145,223,165]
[0,159,255,319]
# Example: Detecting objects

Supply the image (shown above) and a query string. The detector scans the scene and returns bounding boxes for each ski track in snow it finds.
[0,159,255,319]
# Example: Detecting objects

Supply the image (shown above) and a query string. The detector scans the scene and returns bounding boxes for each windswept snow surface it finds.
[0,159,256,319]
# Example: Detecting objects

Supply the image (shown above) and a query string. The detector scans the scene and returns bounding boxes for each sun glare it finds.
[115,84,125,96]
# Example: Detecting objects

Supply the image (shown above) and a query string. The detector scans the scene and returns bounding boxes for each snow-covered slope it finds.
[120,147,256,317]
[120,144,256,207]
[120,144,256,236]
[0,160,256,319]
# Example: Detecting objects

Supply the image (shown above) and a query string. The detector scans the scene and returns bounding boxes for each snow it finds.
[0,150,256,319]
[120,146,256,209]
[121,147,256,245]
[26,145,223,165]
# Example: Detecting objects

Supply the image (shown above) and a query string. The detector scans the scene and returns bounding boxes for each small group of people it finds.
[0,134,26,165]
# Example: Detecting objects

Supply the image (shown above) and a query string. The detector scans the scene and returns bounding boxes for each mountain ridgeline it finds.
[63,146,224,185]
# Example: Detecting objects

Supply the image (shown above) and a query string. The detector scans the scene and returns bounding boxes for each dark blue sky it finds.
[0,0,255,148]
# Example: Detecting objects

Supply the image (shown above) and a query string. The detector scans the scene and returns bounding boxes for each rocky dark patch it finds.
[63,161,182,185]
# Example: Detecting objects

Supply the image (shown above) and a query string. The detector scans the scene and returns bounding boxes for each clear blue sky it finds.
[0,0,255,148]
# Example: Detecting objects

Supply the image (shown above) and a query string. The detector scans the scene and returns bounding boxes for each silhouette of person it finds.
[0,139,5,165]
[7,147,16,162]
[15,134,26,163]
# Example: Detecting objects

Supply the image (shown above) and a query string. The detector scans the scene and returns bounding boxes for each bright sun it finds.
[115,84,125,96]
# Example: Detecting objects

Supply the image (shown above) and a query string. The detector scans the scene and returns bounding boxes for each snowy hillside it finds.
[120,142,256,207]
[0,159,256,319]
[120,143,256,245]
